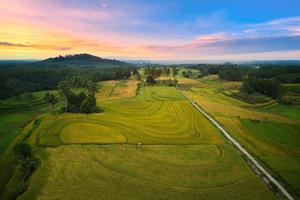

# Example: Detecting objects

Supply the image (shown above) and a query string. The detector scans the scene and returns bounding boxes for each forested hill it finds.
[35,53,129,68]
[0,54,134,99]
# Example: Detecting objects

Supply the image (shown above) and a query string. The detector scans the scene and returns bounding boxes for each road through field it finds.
[176,87,295,200]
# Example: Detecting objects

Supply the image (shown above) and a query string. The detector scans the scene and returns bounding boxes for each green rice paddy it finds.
[0,81,275,199]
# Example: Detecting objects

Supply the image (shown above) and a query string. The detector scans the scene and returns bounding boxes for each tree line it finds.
[191,64,300,99]
[0,64,133,100]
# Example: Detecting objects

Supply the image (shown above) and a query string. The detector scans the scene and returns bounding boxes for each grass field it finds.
[179,75,300,198]
[0,79,276,199]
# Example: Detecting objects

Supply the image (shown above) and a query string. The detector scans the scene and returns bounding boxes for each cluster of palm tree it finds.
[57,76,99,113]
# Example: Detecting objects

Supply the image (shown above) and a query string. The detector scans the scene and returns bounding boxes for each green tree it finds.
[5,78,24,99]
[44,92,57,110]
[241,77,255,94]
[66,92,87,112]
[146,75,155,84]
[13,142,32,161]
[172,67,179,80]
[86,81,98,94]
[79,98,93,113]
[88,93,96,107]
[58,79,71,107]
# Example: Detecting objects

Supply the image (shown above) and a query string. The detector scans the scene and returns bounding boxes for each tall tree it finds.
[57,79,71,107]
[172,67,179,80]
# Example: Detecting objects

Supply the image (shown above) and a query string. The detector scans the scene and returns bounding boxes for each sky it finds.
[0,0,300,61]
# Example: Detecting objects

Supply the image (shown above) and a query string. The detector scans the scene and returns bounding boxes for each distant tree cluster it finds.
[182,70,192,78]
[190,64,300,83]
[187,64,300,99]
[44,92,57,108]
[146,75,156,84]
[162,67,171,76]
[132,68,141,80]
[144,67,162,78]
[172,67,179,80]
[218,66,249,81]
[241,77,282,98]
[0,65,133,100]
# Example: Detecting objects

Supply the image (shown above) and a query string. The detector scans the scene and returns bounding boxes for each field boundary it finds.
[176,87,295,200]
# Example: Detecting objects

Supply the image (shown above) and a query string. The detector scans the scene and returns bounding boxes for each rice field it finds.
[10,80,275,199]
[0,90,62,156]
[180,75,300,198]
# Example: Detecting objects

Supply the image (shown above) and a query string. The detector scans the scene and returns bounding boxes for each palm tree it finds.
[44,92,57,111]
[86,81,98,95]
[172,67,179,80]
[57,80,71,108]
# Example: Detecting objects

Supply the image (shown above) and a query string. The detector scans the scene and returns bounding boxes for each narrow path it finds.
[176,87,294,200]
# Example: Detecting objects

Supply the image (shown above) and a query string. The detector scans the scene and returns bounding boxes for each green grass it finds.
[0,84,275,199]
[182,75,300,198]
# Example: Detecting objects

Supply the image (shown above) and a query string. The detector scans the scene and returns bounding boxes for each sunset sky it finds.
[0,0,300,61]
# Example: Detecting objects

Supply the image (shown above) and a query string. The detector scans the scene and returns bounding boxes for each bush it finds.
[11,142,38,200]
[19,156,38,174]
[13,142,32,160]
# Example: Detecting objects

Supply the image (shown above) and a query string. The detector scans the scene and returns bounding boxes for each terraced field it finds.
[179,75,300,198]
[10,80,275,199]
[0,90,61,156]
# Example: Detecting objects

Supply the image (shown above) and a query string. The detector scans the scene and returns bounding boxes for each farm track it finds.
[176,87,295,200]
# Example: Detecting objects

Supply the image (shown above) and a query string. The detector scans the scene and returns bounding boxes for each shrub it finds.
[13,142,32,160]
[11,142,38,200]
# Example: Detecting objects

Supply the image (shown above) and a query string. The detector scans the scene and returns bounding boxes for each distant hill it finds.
[35,53,129,68]
[0,60,37,64]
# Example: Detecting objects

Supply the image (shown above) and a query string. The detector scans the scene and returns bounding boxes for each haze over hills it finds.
[1,54,300,66]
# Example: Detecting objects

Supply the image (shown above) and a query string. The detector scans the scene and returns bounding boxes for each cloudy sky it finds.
[0,0,300,61]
